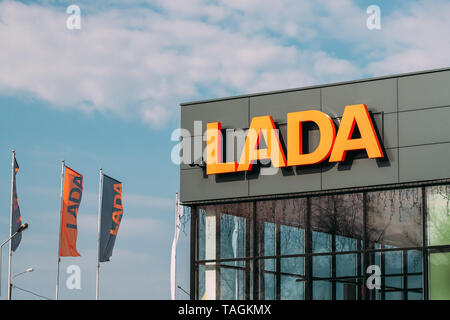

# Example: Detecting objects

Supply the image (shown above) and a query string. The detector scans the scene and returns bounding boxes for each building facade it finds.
[179,68,450,300]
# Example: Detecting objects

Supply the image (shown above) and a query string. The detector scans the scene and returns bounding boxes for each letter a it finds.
[329,104,383,162]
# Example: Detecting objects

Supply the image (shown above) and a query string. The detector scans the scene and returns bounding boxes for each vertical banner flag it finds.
[170,192,184,300]
[60,166,83,257]
[99,175,123,262]
[11,158,22,252]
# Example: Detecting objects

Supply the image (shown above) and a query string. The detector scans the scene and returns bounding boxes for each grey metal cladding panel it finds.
[399,142,450,183]
[249,167,321,197]
[249,89,320,124]
[398,70,450,111]
[321,148,398,190]
[399,106,450,147]
[180,167,249,202]
[322,78,397,115]
[181,98,249,135]
[373,112,398,149]
[180,135,205,170]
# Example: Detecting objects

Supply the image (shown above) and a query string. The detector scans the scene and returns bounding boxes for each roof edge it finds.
[180,66,450,107]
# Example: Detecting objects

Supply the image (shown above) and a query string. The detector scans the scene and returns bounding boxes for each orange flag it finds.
[60,166,83,257]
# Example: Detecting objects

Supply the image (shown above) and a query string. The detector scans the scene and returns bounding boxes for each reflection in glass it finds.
[194,184,450,300]
[385,276,402,300]
[198,264,205,300]
[198,209,206,261]
[313,280,331,300]
[429,252,450,300]
[220,267,245,300]
[311,193,363,250]
[367,188,422,248]
[427,185,450,246]
[221,214,246,261]
[257,199,306,300]
[281,257,304,300]
[264,272,276,300]
[281,225,304,255]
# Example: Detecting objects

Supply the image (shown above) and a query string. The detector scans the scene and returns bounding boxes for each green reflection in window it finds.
[427,185,450,246]
[430,252,450,300]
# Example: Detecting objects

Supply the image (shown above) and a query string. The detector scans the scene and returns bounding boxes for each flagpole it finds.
[96,168,103,300]
[56,160,65,300]
[170,192,180,300]
[7,150,15,300]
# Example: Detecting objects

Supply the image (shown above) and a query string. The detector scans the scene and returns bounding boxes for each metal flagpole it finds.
[7,150,15,300]
[56,160,65,300]
[170,192,181,300]
[96,168,103,300]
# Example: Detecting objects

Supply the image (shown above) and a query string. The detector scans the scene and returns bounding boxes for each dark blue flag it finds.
[11,158,22,252]
[99,174,123,262]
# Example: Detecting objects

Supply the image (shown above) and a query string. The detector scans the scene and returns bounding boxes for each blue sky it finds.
[0,0,449,299]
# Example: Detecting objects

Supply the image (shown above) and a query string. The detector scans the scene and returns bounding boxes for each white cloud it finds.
[366,0,450,75]
[0,0,361,129]
[0,0,449,130]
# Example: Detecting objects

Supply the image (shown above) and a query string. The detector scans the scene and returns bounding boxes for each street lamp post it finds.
[0,223,28,297]
[12,268,34,280]
[10,267,34,298]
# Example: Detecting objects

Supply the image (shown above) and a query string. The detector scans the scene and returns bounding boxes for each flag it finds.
[170,192,184,300]
[99,174,123,262]
[11,158,22,252]
[60,166,83,257]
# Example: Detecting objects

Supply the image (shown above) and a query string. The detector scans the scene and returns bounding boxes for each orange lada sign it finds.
[206,104,384,175]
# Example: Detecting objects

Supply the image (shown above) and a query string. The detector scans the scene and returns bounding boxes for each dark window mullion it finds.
[252,201,259,300]
[305,197,312,300]
[362,192,369,300]
[190,206,197,300]
[422,186,429,300]
[216,212,220,300]
[275,223,281,300]
[331,233,336,300]
[381,245,386,300]
[357,238,363,300]
[245,212,251,300]
[331,197,336,300]
[403,250,408,300]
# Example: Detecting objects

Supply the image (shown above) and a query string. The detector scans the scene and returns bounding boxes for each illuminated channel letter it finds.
[329,104,384,162]
[287,110,336,166]
[236,116,287,172]
[206,122,237,174]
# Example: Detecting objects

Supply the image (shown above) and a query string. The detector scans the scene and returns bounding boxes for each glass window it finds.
[194,184,450,300]
[220,214,246,261]
[426,185,450,246]
[264,272,276,300]
[429,252,450,300]
[384,249,403,300]
[264,222,276,259]
[281,257,304,300]
[367,188,423,248]
[280,225,304,255]
[311,193,363,253]
[220,266,245,300]
[198,264,206,300]
[257,198,307,300]
[197,202,252,300]
[257,198,307,257]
